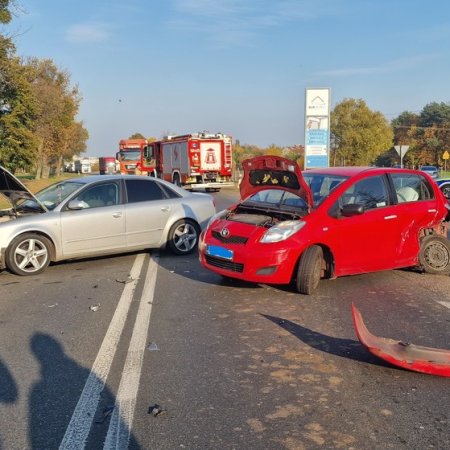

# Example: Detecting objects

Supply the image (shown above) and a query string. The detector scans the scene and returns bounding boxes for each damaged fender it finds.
[352,303,450,377]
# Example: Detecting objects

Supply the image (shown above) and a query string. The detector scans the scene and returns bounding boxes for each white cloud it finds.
[65,22,111,44]
[170,0,339,46]
[316,54,441,77]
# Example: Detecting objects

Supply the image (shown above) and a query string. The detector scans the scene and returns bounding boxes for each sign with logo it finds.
[304,88,331,169]
[443,151,449,160]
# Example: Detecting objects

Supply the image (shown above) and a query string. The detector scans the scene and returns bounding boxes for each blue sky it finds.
[6,0,450,156]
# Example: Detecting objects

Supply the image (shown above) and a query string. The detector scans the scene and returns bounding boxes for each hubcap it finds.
[424,241,450,270]
[174,224,197,252]
[14,238,48,273]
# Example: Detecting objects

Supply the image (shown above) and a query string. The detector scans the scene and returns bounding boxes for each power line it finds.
[393,125,450,131]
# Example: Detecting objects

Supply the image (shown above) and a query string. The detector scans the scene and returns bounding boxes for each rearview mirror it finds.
[341,203,364,217]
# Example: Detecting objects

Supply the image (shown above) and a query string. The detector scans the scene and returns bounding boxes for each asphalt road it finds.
[0,188,449,449]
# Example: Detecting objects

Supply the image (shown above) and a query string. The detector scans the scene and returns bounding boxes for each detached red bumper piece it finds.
[352,304,450,377]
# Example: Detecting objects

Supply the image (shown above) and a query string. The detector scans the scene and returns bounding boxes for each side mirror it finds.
[67,200,89,210]
[341,203,364,217]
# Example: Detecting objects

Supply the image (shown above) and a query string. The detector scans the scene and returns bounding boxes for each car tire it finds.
[167,219,200,255]
[295,245,323,295]
[419,235,450,275]
[6,233,52,276]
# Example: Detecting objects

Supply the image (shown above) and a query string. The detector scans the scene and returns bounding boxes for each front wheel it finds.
[167,219,200,255]
[295,245,323,294]
[6,233,52,276]
[419,235,450,274]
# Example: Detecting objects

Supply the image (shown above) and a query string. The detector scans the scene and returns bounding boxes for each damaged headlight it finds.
[260,220,306,243]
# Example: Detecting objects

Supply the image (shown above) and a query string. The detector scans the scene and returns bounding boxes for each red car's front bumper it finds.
[198,230,302,285]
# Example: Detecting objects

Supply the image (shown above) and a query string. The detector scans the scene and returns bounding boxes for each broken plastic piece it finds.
[89,304,100,312]
[147,342,159,351]
[352,303,450,377]
[116,276,135,284]
[148,404,166,417]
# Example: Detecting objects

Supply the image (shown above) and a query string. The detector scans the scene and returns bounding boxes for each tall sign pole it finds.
[304,88,331,169]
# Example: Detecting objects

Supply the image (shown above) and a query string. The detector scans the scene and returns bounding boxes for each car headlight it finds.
[206,209,229,229]
[260,220,306,243]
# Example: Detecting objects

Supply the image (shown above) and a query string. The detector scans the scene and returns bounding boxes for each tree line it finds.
[0,1,88,178]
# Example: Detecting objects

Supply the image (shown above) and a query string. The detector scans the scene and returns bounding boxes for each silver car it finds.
[0,166,216,275]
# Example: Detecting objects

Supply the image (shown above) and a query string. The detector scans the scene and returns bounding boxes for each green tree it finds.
[265,144,283,156]
[129,132,146,140]
[25,58,87,178]
[330,98,393,166]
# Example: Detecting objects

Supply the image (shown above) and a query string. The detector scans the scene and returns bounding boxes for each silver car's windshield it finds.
[17,180,84,211]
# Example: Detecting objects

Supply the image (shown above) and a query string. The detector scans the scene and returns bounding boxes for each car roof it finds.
[302,166,424,177]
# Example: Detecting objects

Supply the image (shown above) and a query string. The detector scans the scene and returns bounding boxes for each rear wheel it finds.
[295,245,323,294]
[419,235,450,274]
[167,219,200,255]
[6,233,52,276]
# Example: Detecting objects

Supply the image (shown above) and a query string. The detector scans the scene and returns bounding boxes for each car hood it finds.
[0,165,47,212]
[240,156,313,207]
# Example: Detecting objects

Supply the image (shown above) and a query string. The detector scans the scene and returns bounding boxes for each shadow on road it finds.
[261,313,396,369]
[28,333,140,449]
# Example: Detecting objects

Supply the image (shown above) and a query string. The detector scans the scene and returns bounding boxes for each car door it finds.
[390,173,439,265]
[123,178,174,248]
[60,181,126,257]
[327,174,401,275]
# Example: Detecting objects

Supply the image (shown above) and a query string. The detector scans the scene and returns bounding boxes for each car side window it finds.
[125,179,166,203]
[391,173,434,202]
[74,182,119,208]
[340,175,389,210]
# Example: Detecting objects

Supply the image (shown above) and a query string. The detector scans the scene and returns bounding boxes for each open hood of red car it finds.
[240,156,313,207]
[0,165,46,211]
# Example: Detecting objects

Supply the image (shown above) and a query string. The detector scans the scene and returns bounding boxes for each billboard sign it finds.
[304,88,331,169]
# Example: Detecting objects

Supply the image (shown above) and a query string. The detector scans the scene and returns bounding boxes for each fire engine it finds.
[140,132,233,191]
[116,138,147,175]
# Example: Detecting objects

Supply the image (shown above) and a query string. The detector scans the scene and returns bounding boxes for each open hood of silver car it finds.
[0,165,47,212]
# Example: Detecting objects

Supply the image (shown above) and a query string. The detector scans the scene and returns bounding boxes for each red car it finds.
[199,156,450,294]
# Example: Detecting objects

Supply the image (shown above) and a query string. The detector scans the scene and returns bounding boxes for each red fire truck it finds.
[99,156,118,175]
[116,138,147,175]
[140,132,233,191]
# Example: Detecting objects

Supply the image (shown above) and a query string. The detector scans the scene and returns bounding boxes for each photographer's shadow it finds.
[29,333,140,449]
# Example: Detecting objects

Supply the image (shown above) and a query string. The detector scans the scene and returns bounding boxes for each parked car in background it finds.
[420,165,439,179]
[435,178,450,199]
[199,156,450,295]
[0,166,215,275]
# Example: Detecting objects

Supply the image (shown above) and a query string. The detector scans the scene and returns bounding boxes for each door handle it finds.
[112,212,122,218]
[161,206,170,212]
[384,215,397,220]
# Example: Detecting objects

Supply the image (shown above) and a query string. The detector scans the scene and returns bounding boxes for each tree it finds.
[129,132,146,140]
[24,58,87,178]
[330,98,393,166]
[391,102,450,168]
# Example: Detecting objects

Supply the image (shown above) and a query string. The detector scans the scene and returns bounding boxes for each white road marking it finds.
[437,300,450,309]
[59,254,146,450]
[103,253,159,449]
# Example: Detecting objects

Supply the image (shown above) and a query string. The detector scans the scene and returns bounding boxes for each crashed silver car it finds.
[0,166,215,275]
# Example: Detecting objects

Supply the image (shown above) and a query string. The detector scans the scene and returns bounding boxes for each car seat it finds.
[396,186,419,203]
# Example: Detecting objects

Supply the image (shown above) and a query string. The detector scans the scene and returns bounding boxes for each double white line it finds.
[60,253,158,449]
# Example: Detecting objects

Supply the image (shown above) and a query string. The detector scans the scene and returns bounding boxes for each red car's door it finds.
[326,175,401,275]
[390,173,444,266]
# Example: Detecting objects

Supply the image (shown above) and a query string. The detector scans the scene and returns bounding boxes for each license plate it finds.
[206,245,234,260]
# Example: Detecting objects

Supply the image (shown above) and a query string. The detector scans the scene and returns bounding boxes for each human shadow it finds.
[261,314,393,368]
[29,333,140,449]
[0,357,18,449]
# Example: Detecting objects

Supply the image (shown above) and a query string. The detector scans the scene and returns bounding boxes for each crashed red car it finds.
[199,156,450,294]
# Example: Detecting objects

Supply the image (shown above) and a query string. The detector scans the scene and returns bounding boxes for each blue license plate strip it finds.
[206,245,234,260]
